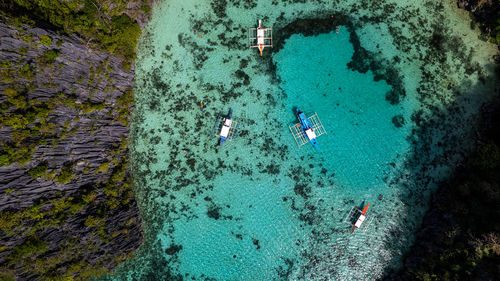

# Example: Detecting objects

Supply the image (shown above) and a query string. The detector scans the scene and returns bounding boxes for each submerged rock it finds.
[392,115,405,128]
[165,244,183,255]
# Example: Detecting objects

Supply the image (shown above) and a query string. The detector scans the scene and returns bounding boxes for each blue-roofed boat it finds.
[296,108,319,151]
[219,109,233,146]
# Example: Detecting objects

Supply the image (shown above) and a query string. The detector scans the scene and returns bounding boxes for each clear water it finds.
[101,0,498,280]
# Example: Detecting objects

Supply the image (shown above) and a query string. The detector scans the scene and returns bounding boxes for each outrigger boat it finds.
[219,109,233,146]
[248,20,273,56]
[289,109,326,151]
[346,204,373,234]
[213,109,239,147]
[296,109,319,151]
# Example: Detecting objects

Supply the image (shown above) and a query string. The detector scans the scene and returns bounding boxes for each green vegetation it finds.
[101,14,141,62]
[141,3,151,14]
[0,195,85,237]
[0,85,119,167]
[39,35,52,46]
[8,236,48,261]
[3,87,27,110]
[84,215,105,228]
[0,0,148,64]
[54,163,74,184]
[81,102,105,114]
[28,162,48,179]
[95,162,109,174]
[0,272,16,281]
[41,49,60,64]
[116,89,133,125]
[0,86,54,166]
[1,60,35,83]
[0,157,137,279]
[0,151,136,279]
[0,143,35,166]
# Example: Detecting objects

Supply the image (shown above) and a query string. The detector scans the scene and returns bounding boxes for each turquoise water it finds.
[102,0,497,280]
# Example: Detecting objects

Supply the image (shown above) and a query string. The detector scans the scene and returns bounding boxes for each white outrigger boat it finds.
[248,20,273,56]
[213,109,239,147]
[344,203,373,234]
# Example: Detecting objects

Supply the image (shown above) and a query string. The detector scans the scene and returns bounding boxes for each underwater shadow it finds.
[380,62,499,280]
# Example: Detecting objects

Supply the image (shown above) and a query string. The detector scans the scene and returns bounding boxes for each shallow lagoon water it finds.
[103,0,498,280]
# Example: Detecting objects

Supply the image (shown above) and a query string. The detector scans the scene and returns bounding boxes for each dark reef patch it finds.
[235,69,250,86]
[391,115,405,128]
[207,204,221,220]
[252,238,261,250]
[210,0,227,19]
[165,244,183,255]
[272,17,346,52]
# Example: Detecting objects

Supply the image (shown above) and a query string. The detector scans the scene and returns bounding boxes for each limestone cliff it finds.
[0,14,142,281]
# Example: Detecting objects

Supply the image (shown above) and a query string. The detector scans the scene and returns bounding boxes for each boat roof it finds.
[220,125,230,137]
[305,128,317,140]
[355,214,366,228]
[249,21,273,48]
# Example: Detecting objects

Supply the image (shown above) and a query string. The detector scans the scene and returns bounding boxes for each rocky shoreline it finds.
[0,3,148,279]
[458,0,500,42]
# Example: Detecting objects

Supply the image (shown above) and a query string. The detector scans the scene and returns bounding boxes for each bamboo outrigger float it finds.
[249,20,273,56]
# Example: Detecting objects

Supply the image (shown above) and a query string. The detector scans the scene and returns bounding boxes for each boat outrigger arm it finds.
[249,20,273,56]
[351,203,370,234]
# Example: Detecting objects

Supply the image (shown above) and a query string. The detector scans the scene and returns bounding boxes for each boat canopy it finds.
[257,28,265,45]
[354,214,366,228]
[220,119,232,137]
[305,128,317,140]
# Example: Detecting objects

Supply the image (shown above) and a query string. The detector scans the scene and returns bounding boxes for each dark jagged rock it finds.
[0,19,142,280]
[494,54,500,64]
[457,0,500,45]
